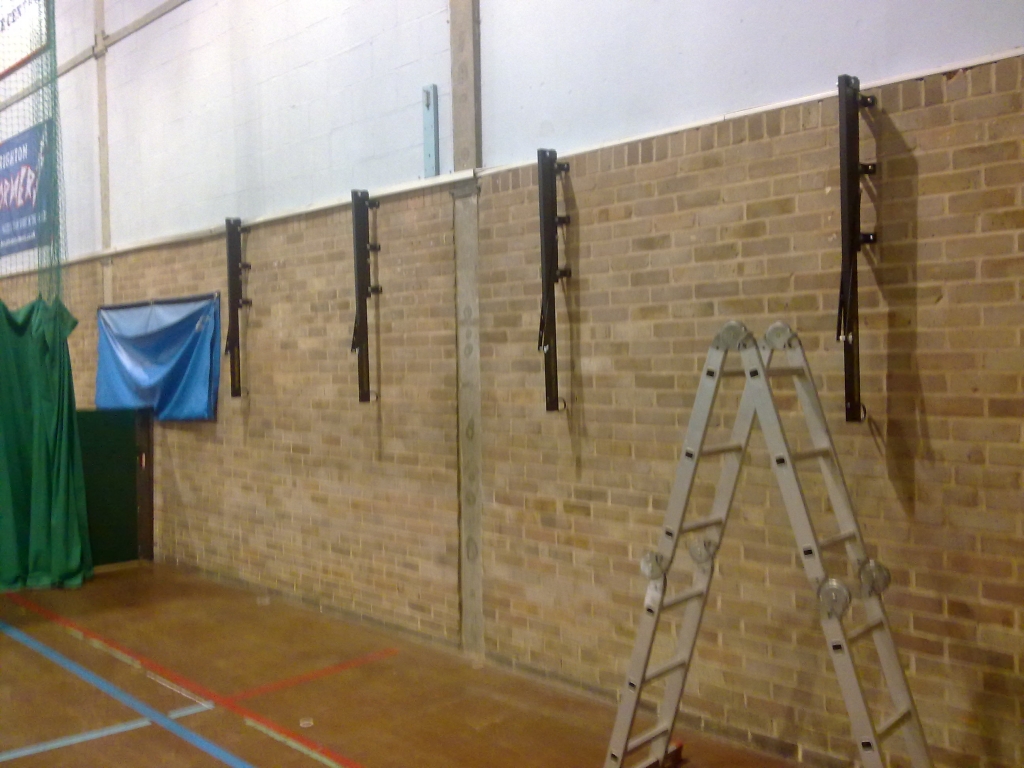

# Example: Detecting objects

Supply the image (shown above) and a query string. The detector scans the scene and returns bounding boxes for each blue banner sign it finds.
[0,119,51,257]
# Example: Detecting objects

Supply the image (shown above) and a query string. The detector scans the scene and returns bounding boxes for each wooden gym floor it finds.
[0,566,798,768]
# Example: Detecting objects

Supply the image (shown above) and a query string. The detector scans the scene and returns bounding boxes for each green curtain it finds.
[0,297,92,590]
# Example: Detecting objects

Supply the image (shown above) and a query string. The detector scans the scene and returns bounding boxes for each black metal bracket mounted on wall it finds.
[225,217,252,398]
[537,148,571,412]
[836,75,877,423]
[350,189,382,403]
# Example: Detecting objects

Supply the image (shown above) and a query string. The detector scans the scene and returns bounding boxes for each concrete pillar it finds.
[95,0,111,249]
[450,0,485,655]
[449,0,482,171]
[452,177,484,656]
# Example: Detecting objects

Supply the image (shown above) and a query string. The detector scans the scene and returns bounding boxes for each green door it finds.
[78,409,141,566]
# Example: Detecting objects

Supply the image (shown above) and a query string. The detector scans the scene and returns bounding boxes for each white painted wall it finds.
[45,0,1024,258]
[103,0,452,249]
[54,0,94,62]
[55,1,102,260]
[105,0,166,33]
[481,0,1024,167]
[59,58,102,259]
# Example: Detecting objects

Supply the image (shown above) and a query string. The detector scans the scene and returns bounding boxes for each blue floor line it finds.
[0,620,253,768]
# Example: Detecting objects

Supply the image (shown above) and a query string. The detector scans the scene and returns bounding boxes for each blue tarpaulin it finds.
[96,295,221,421]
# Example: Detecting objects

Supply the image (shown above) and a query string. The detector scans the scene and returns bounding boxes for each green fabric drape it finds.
[0,297,92,590]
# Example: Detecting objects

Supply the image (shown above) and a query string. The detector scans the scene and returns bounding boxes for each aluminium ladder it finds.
[604,321,932,768]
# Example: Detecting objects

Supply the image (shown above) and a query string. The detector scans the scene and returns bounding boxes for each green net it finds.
[0,0,66,303]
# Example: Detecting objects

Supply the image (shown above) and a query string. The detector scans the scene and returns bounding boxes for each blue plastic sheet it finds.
[96,295,220,421]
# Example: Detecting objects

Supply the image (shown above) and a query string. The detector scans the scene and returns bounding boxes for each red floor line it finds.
[228,648,399,702]
[4,593,364,768]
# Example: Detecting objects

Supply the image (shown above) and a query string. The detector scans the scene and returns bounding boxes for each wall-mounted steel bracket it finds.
[351,190,382,403]
[537,149,571,412]
[225,217,251,398]
[836,75,877,423]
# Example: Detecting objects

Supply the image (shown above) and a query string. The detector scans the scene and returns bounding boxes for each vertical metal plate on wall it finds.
[351,190,381,402]
[225,217,251,398]
[836,75,876,423]
[537,148,570,412]
[423,84,440,178]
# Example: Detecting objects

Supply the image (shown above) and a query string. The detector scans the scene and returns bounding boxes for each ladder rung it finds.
[719,368,746,378]
[679,517,722,535]
[662,585,707,610]
[765,365,805,377]
[644,656,688,684]
[789,447,831,463]
[876,706,913,742]
[819,530,857,549]
[846,617,884,644]
[701,442,743,457]
[626,723,671,754]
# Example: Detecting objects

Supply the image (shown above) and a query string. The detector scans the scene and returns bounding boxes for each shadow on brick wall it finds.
[561,173,586,478]
[865,109,935,521]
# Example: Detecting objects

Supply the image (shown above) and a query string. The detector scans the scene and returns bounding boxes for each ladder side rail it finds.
[784,344,870,565]
[819,616,887,768]
[658,345,730,549]
[645,576,714,761]
[646,349,771,762]
[738,344,828,583]
[773,337,932,767]
[687,345,772,545]
[604,344,731,768]
[604,603,661,768]
[861,596,935,767]
[740,342,886,767]
[778,334,932,767]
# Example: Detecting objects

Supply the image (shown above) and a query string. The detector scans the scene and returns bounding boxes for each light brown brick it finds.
[951,141,1019,168]
[746,198,795,219]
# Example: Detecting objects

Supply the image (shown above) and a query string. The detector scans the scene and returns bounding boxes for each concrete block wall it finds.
[103,0,453,248]
[46,0,454,259]
[58,58,103,260]
[481,0,1024,167]
[1,55,1021,768]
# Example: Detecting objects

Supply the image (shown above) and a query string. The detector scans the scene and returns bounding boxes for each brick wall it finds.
[146,193,460,640]
[477,56,1022,767]
[1,188,462,643]
[1,55,1020,768]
